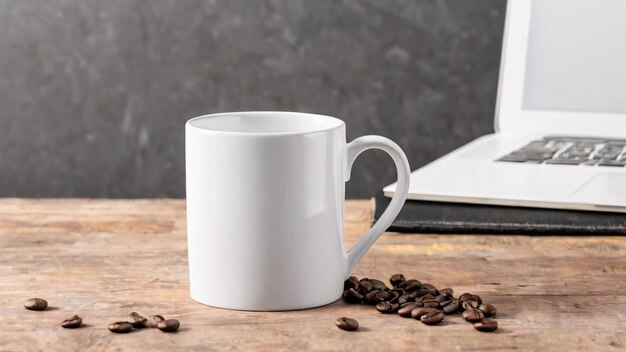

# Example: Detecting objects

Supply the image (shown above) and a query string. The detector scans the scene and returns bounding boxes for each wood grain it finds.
[0,198,624,351]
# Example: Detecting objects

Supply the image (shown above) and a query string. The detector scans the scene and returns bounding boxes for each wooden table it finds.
[0,199,624,351]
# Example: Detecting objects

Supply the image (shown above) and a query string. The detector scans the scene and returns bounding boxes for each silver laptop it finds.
[384,0,626,213]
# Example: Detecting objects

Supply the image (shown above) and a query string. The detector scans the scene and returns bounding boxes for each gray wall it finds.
[0,0,506,198]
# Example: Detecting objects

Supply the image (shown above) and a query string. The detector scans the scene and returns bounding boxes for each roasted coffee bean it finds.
[24,298,48,311]
[474,318,498,332]
[398,303,419,317]
[343,288,364,304]
[478,303,497,317]
[376,301,399,314]
[388,289,402,301]
[397,294,415,305]
[420,310,445,325]
[463,308,485,322]
[146,314,165,328]
[344,276,359,291]
[423,301,440,308]
[421,283,437,291]
[335,317,359,331]
[375,291,392,302]
[404,290,418,298]
[439,288,454,297]
[472,294,483,305]
[128,312,147,328]
[462,300,480,310]
[60,315,82,329]
[415,289,434,297]
[418,294,436,303]
[397,279,421,292]
[435,294,449,303]
[369,279,389,291]
[108,321,132,333]
[458,293,474,302]
[390,274,406,287]
[364,290,382,305]
[358,280,374,293]
[442,300,460,314]
[157,319,180,332]
[411,307,436,319]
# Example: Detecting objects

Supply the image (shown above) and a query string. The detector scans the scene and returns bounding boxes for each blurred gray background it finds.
[0,0,506,198]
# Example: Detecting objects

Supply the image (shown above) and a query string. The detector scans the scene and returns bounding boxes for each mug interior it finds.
[188,111,344,134]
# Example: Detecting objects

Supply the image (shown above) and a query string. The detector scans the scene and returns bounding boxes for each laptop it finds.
[384,0,626,213]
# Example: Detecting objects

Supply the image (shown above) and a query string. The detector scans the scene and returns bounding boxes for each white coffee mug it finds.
[186,111,410,311]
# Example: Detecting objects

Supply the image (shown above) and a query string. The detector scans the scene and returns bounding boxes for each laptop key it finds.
[543,159,583,165]
[499,155,543,162]
[596,159,626,167]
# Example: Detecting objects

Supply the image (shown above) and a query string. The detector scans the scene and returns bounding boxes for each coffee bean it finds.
[435,294,449,303]
[421,283,437,291]
[364,290,382,305]
[458,293,474,302]
[157,319,180,332]
[388,289,402,302]
[415,289,434,297]
[410,307,436,319]
[417,294,436,303]
[24,298,47,311]
[397,294,414,305]
[442,300,460,314]
[108,321,132,333]
[439,288,454,297]
[128,312,147,328]
[397,279,421,292]
[462,300,480,310]
[375,291,392,302]
[369,279,389,291]
[390,274,406,287]
[358,280,374,294]
[472,295,483,305]
[398,302,419,317]
[376,301,399,314]
[423,301,440,308]
[344,276,359,291]
[146,314,165,328]
[342,288,364,304]
[420,310,445,325]
[462,308,485,322]
[404,290,418,298]
[474,318,498,332]
[335,317,359,331]
[478,303,497,317]
[60,315,82,329]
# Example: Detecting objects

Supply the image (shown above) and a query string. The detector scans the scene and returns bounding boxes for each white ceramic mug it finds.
[186,111,410,311]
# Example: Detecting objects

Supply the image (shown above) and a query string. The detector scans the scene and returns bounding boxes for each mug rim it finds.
[186,111,345,136]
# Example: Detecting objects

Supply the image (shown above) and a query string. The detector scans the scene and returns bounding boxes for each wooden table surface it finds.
[0,199,624,351]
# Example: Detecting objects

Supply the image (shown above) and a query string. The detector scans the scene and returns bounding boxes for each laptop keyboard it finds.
[498,137,626,167]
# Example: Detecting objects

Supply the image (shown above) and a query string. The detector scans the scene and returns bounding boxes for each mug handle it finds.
[343,136,411,278]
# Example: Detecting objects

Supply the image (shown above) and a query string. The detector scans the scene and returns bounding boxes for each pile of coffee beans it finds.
[23,298,180,333]
[337,275,498,332]
[109,312,180,333]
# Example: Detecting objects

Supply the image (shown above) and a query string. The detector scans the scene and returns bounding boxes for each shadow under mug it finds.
[186,111,410,311]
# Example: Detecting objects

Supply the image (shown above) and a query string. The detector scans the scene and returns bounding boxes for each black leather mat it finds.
[373,191,626,234]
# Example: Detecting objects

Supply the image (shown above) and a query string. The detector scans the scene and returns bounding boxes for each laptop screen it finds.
[522,0,626,114]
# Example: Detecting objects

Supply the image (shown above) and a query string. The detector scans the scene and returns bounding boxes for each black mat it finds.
[373,191,626,234]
